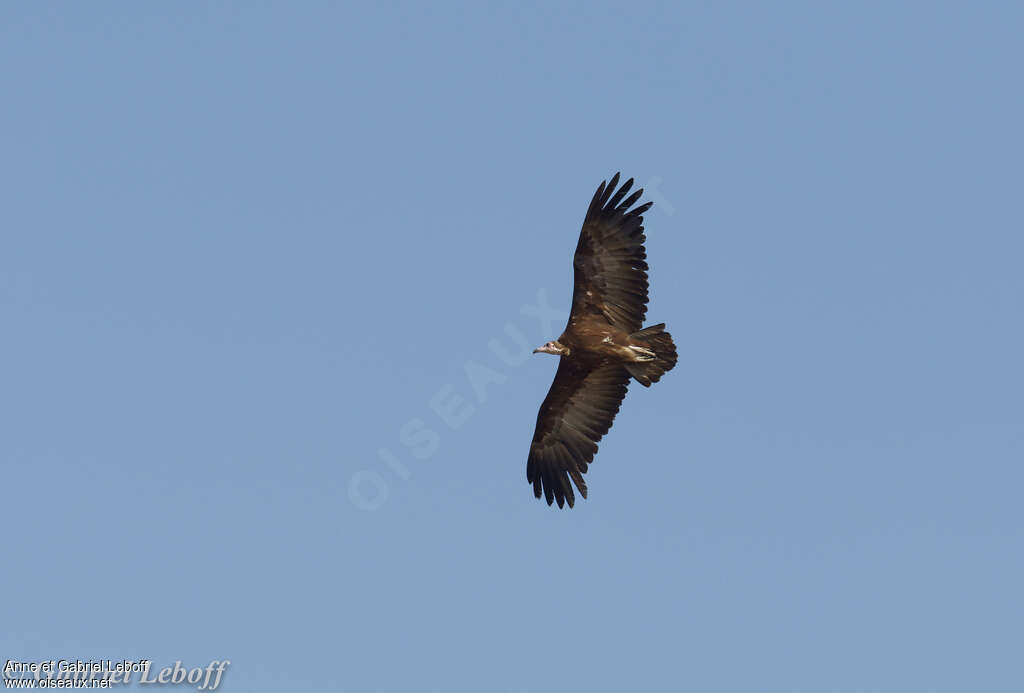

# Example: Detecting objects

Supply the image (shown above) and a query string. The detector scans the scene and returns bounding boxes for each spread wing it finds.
[527,360,630,508]
[569,172,653,334]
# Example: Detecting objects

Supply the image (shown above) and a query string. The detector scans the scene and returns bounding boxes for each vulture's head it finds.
[533,340,569,356]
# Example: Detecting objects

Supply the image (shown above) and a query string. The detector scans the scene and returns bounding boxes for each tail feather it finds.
[624,323,677,387]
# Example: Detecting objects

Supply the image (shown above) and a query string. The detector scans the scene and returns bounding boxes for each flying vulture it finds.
[528,173,677,508]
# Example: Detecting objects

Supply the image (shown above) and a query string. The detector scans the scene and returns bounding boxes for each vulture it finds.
[528,173,677,508]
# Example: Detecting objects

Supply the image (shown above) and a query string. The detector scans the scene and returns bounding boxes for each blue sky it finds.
[2,3,1022,692]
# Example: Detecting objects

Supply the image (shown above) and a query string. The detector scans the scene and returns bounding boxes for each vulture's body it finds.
[527,173,677,508]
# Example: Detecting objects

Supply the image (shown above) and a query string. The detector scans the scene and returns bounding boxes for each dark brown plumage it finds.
[527,173,678,508]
